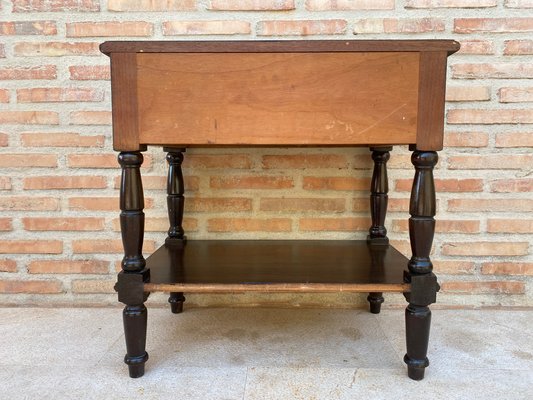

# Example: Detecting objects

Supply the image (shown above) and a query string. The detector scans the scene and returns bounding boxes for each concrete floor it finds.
[0,307,531,399]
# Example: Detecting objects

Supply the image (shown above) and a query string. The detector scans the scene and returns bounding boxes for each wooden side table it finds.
[101,40,460,380]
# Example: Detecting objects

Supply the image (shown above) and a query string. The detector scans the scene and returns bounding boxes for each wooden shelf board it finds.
[145,240,410,293]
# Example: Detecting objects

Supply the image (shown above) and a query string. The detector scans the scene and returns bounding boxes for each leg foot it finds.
[404,304,431,380]
[367,292,384,314]
[123,304,148,378]
[168,292,185,314]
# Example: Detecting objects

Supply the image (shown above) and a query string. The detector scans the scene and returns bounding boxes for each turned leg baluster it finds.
[404,149,439,381]
[116,151,149,378]
[165,147,186,314]
[367,146,391,314]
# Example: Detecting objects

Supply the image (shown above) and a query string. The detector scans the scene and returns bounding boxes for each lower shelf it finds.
[145,240,410,293]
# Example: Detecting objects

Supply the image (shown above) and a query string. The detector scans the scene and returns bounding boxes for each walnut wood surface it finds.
[100,40,460,55]
[145,240,409,292]
[136,52,419,147]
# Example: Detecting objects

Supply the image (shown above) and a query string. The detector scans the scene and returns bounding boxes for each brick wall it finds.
[0,0,531,308]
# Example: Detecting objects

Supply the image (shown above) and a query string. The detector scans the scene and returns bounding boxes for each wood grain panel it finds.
[136,52,419,147]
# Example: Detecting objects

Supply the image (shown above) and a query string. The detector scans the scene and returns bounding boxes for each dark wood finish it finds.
[136,52,419,147]
[145,240,409,292]
[118,151,149,378]
[103,40,457,381]
[111,54,146,152]
[100,40,460,55]
[367,146,392,314]
[404,150,439,380]
[165,147,186,313]
[416,52,448,151]
[123,304,149,378]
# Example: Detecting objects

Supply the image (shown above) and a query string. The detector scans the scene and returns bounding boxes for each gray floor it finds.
[0,307,532,399]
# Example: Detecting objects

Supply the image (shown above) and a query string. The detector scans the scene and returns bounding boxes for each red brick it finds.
[448,198,533,212]
[258,20,347,36]
[185,197,252,212]
[442,241,529,256]
[451,63,533,79]
[441,281,525,294]
[354,18,445,33]
[299,217,369,231]
[184,154,252,169]
[306,0,393,10]
[0,133,8,147]
[0,240,62,254]
[433,260,475,275]
[447,109,533,124]
[23,217,105,231]
[444,132,489,147]
[12,0,100,12]
[21,132,105,147]
[353,153,412,169]
[352,198,370,212]
[0,197,59,211]
[0,280,62,294]
[24,176,106,190]
[490,178,533,192]
[211,0,294,10]
[504,40,533,55]
[0,176,10,190]
[72,239,155,254]
[67,154,119,168]
[0,89,9,103]
[406,0,496,7]
[0,218,13,231]
[71,280,114,293]
[260,197,345,212]
[262,154,348,169]
[388,198,414,212]
[108,0,196,11]
[0,111,58,124]
[392,219,480,233]
[456,40,494,55]
[70,111,111,125]
[0,65,56,80]
[481,262,533,276]
[395,178,483,192]
[163,21,251,35]
[17,88,103,103]
[211,176,294,189]
[494,132,533,148]
[454,18,533,33]
[0,260,17,272]
[487,219,533,233]
[0,153,56,167]
[448,154,532,169]
[499,87,533,103]
[505,0,533,7]
[28,260,109,274]
[67,21,153,37]
[0,20,56,35]
[446,86,490,101]
[303,177,370,191]
[208,218,292,232]
[13,42,100,56]
[69,65,109,80]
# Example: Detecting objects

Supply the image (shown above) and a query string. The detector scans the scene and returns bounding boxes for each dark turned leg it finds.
[403,150,439,381]
[366,146,391,314]
[165,147,186,314]
[116,151,149,378]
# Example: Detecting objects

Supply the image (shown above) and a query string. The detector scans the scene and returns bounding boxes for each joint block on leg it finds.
[115,269,150,305]
[404,271,438,306]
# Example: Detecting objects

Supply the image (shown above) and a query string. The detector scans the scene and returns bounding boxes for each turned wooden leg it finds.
[165,147,187,314]
[367,146,391,314]
[116,151,149,378]
[404,150,439,381]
